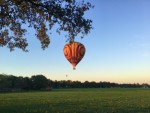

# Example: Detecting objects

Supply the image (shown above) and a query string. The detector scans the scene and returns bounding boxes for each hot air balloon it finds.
[63,42,85,70]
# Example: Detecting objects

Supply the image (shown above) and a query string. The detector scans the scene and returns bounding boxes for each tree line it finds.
[0,74,149,92]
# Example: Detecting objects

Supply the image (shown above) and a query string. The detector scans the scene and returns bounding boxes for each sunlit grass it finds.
[0,88,150,113]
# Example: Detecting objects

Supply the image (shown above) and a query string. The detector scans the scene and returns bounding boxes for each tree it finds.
[30,75,48,90]
[0,0,93,51]
[22,77,32,90]
[0,74,11,90]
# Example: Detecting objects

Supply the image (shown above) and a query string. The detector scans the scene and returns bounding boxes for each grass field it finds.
[0,88,150,113]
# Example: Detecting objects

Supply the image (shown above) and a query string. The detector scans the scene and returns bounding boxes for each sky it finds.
[0,0,150,84]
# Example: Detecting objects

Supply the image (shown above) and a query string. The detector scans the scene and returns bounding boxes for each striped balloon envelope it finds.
[63,42,85,70]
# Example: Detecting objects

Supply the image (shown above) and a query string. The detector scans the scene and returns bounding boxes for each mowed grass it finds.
[0,88,150,113]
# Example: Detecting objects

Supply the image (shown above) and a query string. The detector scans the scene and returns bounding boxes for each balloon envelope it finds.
[63,42,85,70]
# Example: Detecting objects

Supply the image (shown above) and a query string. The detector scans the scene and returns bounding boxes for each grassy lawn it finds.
[0,88,150,113]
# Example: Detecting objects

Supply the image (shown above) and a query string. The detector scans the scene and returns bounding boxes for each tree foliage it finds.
[0,0,93,51]
[0,74,149,92]
[31,75,48,90]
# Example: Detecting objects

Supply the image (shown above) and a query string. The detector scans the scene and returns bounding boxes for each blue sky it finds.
[1,0,150,83]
